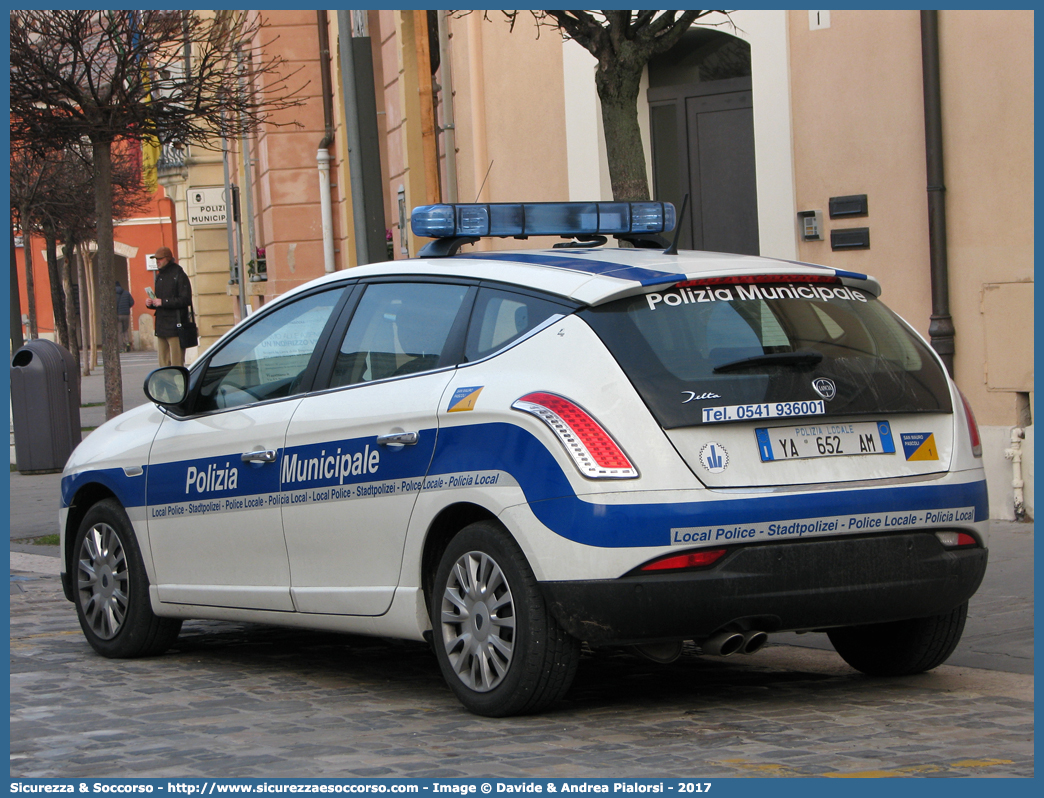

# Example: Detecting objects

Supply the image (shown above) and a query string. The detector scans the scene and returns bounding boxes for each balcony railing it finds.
[157,144,186,175]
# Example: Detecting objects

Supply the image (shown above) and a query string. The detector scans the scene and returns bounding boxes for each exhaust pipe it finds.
[700,631,745,657]
[741,630,768,654]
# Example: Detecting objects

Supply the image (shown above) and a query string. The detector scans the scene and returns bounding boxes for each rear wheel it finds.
[73,499,182,658]
[431,520,580,716]
[827,602,968,676]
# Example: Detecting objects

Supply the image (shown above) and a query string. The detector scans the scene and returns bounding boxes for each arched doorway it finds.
[648,29,758,255]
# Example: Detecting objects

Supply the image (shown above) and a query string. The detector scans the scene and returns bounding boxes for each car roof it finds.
[279,246,882,308]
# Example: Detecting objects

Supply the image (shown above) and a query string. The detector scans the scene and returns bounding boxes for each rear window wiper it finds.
[713,350,824,373]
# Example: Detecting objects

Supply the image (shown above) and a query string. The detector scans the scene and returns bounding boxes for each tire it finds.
[72,499,182,658]
[430,520,580,716]
[827,602,968,677]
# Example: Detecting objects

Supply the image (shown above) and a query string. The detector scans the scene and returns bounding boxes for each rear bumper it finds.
[539,532,988,645]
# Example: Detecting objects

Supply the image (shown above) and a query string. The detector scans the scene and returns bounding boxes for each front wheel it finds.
[431,521,580,716]
[73,499,182,658]
[827,602,968,676]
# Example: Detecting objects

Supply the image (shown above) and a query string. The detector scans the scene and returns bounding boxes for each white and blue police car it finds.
[60,201,988,716]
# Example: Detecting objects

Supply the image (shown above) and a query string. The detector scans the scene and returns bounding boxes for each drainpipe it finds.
[1005,428,1026,520]
[437,11,458,203]
[221,108,246,321]
[317,11,337,273]
[237,51,258,285]
[920,10,955,376]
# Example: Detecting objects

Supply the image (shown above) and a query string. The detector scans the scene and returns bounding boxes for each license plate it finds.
[755,421,895,461]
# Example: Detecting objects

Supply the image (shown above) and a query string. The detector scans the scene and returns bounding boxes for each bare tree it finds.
[10,140,54,342]
[12,138,153,373]
[48,142,153,373]
[11,10,303,418]
[485,10,726,201]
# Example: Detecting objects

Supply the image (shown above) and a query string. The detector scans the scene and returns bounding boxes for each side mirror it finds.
[144,366,190,407]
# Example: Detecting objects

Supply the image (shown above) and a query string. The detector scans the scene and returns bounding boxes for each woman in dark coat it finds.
[147,246,192,366]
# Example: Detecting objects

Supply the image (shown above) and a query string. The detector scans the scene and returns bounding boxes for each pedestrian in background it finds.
[146,246,192,367]
[115,281,134,352]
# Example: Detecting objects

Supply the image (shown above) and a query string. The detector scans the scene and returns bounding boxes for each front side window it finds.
[329,282,469,388]
[582,281,952,428]
[196,288,343,412]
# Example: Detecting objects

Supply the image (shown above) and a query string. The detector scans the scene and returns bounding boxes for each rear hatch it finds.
[580,276,954,488]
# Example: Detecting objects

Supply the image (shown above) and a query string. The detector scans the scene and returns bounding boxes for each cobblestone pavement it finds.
[11,572,1033,779]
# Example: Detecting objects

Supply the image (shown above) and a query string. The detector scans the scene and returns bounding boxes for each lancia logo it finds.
[682,391,721,404]
[812,378,837,401]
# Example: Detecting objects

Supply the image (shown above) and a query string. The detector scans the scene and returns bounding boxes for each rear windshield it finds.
[580,281,952,429]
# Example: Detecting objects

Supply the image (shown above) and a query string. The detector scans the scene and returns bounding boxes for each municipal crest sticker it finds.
[699,442,729,473]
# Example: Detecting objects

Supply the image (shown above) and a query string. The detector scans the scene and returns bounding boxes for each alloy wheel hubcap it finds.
[440,551,515,692]
[77,522,129,640]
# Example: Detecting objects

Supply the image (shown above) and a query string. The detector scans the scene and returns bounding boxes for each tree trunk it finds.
[85,249,99,370]
[10,227,24,352]
[595,59,650,201]
[44,230,70,350]
[92,139,124,418]
[19,206,38,339]
[78,243,91,377]
[599,94,651,201]
[62,234,81,375]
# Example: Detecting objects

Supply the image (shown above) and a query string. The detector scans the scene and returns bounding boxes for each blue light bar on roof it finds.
[411,202,676,239]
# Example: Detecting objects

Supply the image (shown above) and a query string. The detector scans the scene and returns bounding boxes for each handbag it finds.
[178,304,199,350]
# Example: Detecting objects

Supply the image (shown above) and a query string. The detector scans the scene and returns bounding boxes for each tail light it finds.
[676,274,841,287]
[512,392,637,479]
[639,548,728,572]
[957,388,982,457]
[936,531,978,548]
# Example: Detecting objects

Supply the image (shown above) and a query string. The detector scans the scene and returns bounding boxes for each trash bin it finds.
[10,340,81,474]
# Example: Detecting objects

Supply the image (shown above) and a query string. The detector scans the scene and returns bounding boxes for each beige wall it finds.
[375,12,569,256]
[789,10,934,342]
[462,16,569,212]
[159,143,236,358]
[787,9,1033,518]
[788,10,1033,427]
[937,11,1034,423]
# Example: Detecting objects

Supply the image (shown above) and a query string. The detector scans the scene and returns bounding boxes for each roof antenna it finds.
[475,159,494,203]
[663,193,690,256]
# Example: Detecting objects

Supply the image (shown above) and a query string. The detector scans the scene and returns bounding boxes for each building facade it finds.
[126,9,1035,519]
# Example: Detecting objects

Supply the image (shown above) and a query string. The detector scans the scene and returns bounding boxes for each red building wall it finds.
[14,187,176,344]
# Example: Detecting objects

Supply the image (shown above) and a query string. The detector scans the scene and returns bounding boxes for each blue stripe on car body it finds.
[63,422,987,549]
[427,423,988,547]
[62,467,147,511]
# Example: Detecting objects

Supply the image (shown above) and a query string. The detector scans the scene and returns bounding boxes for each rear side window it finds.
[581,281,952,428]
[464,288,571,362]
[330,282,469,387]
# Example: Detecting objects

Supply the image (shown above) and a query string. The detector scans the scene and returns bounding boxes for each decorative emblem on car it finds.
[699,442,729,473]
[682,391,721,404]
[812,378,837,401]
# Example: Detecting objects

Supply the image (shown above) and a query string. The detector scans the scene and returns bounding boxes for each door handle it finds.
[241,449,277,463]
[376,432,418,446]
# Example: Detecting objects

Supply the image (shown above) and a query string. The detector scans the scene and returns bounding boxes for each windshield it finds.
[581,281,952,428]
